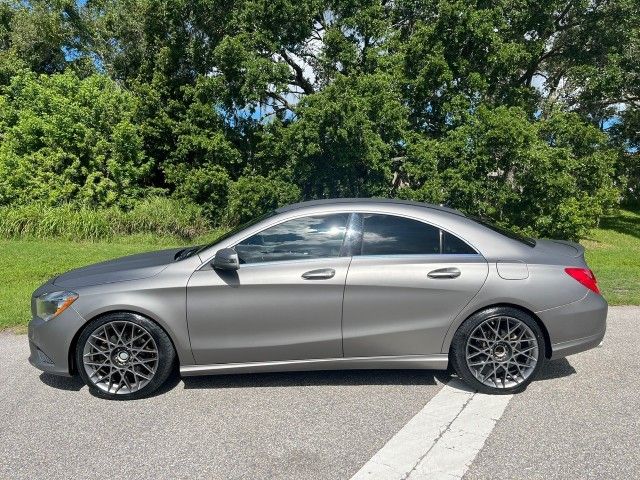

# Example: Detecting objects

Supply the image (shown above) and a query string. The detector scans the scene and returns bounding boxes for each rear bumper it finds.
[536,291,607,360]
[548,329,605,360]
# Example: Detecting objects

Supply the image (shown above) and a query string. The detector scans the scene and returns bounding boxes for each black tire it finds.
[450,306,546,395]
[75,312,176,400]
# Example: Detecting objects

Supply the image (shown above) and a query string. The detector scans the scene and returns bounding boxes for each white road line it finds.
[350,379,513,480]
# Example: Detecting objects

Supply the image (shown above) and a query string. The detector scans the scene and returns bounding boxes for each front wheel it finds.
[76,312,176,400]
[450,307,546,394]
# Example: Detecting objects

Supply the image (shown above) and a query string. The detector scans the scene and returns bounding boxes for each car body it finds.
[28,198,607,398]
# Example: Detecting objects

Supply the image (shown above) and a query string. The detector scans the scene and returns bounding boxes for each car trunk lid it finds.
[534,239,584,258]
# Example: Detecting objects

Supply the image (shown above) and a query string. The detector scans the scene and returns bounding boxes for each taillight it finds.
[564,268,600,294]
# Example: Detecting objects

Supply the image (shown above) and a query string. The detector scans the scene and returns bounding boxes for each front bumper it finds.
[28,306,86,377]
[536,291,608,360]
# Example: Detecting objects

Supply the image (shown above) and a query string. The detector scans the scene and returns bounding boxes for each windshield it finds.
[191,211,277,257]
[471,217,536,247]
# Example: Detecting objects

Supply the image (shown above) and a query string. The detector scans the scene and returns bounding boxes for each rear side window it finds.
[359,214,476,256]
[361,214,440,255]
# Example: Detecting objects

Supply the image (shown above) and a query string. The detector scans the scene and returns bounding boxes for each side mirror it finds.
[212,248,240,271]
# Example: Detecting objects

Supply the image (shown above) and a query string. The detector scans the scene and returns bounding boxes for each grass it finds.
[0,197,212,240]
[583,208,640,306]
[1,209,638,332]
[0,233,223,333]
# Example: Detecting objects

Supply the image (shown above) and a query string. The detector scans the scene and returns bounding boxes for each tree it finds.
[399,106,617,239]
[0,0,635,238]
[0,0,88,75]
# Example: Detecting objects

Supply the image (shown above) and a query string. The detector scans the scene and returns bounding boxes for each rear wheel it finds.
[450,307,545,394]
[75,312,175,400]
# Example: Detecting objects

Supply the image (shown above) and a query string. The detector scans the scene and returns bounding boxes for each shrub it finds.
[0,71,153,208]
[399,107,618,240]
[226,175,300,225]
[272,74,407,199]
[167,163,230,221]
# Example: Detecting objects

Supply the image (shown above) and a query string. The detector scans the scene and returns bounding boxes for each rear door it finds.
[342,213,488,357]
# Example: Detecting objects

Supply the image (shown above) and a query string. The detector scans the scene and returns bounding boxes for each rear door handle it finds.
[302,268,336,280]
[427,267,461,279]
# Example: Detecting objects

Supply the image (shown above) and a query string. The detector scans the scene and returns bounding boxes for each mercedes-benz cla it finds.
[28,199,607,399]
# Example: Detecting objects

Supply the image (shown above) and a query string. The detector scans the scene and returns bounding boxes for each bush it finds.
[226,175,300,225]
[0,197,211,240]
[0,71,153,208]
[272,74,407,199]
[167,163,230,221]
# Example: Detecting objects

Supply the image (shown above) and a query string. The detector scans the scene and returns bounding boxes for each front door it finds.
[187,213,351,365]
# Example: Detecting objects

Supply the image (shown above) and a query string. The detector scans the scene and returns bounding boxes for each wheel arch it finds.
[68,309,180,375]
[445,303,552,360]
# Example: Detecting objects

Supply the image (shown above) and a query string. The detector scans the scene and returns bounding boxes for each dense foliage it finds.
[0,71,152,206]
[0,0,637,239]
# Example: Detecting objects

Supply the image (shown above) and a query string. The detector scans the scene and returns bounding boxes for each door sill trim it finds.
[180,354,449,376]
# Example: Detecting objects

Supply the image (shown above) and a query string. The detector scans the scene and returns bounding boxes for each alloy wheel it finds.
[82,320,159,395]
[465,316,539,389]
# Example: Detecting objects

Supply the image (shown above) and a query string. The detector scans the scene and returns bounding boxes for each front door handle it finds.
[427,267,461,279]
[302,268,336,280]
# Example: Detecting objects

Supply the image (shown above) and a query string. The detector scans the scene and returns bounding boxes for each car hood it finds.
[52,247,185,288]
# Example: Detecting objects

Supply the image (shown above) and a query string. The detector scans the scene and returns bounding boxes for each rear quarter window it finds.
[442,231,477,254]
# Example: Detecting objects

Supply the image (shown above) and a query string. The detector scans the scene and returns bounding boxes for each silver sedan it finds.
[28,199,607,399]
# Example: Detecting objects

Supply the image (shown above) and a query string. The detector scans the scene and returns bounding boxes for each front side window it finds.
[359,214,477,256]
[234,214,349,264]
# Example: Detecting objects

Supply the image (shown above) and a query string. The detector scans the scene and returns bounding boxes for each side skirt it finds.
[180,354,449,377]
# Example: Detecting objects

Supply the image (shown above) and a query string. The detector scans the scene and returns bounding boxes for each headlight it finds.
[35,291,79,321]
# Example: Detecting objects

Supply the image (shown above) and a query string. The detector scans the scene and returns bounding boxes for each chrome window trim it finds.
[197,206,481,268]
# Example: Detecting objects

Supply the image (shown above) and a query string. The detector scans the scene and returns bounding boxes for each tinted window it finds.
[443,231,477,254]
[471,216,536,247]
[194,211,276,257]
[361,214,440,255]
[235,214,349,264]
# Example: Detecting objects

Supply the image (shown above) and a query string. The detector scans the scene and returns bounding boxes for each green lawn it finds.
[0,235,185,332]
[583,208,640,306]
[1,209,639,332]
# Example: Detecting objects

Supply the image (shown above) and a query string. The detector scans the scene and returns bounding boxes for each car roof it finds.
[275,198,466,217]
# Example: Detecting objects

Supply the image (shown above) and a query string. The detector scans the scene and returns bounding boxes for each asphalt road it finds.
[0,307,638,479]
[0,337,449,479]
[464,306,640,480]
